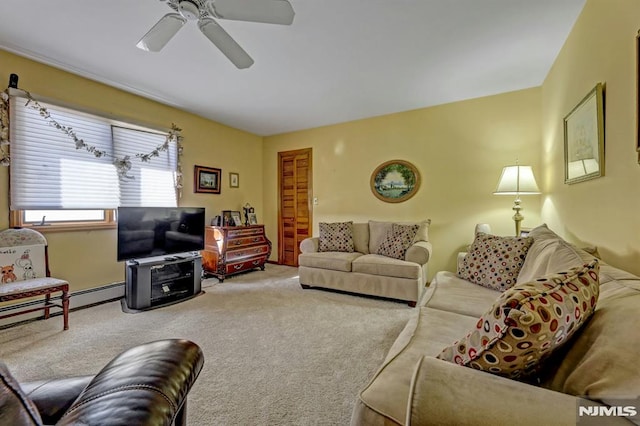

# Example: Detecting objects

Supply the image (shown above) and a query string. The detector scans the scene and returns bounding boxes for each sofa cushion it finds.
[352,223,370,254]
[356,307,479,425]
[516,224,584,284]
[352,254,421,280]
[539,265,640,407]
[437,260,600,379]
[458,232,533,291]
[318,222,354,252]
[368,220,430,254]
[298,251,362,272]
[422,271,501,318]
[377,223,420,260]
[0,363,43,426]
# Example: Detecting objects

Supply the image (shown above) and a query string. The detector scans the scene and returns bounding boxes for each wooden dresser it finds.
[202,225,272,282]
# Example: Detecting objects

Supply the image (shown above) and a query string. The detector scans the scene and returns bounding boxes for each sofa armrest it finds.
[405,241,432,265]
[56,339,204,426]
[300,237,319,253]
[456,252,467,274]
[407,356,583,426]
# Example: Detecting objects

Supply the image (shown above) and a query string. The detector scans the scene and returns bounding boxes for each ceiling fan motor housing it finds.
[178,0,200,20]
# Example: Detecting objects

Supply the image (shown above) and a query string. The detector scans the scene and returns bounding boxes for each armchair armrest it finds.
[300,237,319,253]
[21,376,93,425]
[405,241,432,265]
[56,339,204,426]
[407,356,584,426]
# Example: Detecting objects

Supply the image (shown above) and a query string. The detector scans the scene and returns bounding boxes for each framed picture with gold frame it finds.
[370,160,421,203]
[637,30,640,163]
[563,83,605,184]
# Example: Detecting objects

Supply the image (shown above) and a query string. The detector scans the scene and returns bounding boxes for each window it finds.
[9,95,178,230]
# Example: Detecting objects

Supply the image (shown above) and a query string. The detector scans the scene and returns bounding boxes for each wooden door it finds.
[278,148,312,266]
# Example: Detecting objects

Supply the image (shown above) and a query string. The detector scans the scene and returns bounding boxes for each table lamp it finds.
[494,165,540,236]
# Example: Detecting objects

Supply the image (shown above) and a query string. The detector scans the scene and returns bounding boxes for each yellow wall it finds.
[8,0,637,292]
[541,0,640,276]
[263,88,543,278]
[0,49,263,291]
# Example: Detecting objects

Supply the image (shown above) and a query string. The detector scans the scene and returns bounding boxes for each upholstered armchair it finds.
[0,339,204,425]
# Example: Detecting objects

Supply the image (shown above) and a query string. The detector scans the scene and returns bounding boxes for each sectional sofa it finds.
[298,220,432,306]
[352,224,640,425]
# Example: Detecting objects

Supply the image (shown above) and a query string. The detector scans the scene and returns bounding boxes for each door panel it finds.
[278,148,312,266]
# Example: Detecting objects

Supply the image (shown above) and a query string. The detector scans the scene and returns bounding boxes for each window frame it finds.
[10,209,117,232]
[7,90,178,232]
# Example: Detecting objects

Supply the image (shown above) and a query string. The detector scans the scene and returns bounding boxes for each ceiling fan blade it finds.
[136,13,187,52]
[198,18,254,69]
[206,0,295,25]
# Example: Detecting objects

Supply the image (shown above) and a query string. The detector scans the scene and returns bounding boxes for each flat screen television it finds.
[117,207,205,261]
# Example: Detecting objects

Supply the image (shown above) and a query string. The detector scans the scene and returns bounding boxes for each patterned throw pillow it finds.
[458,233,534,291]
[376,223,420,260]
[437,260,600,379]
[318,222,354,252]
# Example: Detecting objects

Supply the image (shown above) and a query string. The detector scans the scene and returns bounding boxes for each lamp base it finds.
[512,197,523,236]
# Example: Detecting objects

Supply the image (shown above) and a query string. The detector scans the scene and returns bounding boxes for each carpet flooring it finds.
[0,264,415,425]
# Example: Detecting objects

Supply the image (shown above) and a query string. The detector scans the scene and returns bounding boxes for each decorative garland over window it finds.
[0,88,183,193]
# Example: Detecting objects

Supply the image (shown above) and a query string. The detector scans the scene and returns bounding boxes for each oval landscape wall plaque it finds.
[370,159,421,203]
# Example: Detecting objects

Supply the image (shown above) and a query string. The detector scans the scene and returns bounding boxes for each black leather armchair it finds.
[0,339,204,426]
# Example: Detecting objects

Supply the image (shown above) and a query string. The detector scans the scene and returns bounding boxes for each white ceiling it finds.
[0,0,585,136]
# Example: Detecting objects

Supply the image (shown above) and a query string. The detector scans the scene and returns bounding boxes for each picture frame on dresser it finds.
[221,210,233,226]
[230,211,243,226]
[248,213,258,225]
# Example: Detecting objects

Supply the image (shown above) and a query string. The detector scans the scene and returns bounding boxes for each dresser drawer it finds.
[226,244,270,262]
[226,235,266,248]
[226,227,264,239]
[225,256,268,275]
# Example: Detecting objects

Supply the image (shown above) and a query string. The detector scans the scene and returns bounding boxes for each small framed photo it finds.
[194,165,221,194]
[230,211,243,226]
[248,212,258,225]
[221,210,233,226]
[229,172,239,188]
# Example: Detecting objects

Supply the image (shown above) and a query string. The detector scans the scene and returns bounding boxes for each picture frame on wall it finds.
[194,165,221,194]
[370,160,421,203]
[637,29,640,163]
[563,83,605,184]
[229,172,239,188]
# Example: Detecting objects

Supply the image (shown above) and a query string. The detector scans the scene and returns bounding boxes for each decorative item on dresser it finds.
[202,225,272,282]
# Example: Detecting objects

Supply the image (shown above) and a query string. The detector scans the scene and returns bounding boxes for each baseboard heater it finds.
[0,282,125,329]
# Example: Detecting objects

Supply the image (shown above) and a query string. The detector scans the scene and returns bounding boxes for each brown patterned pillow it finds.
[458,232,533,291]
[376,223,420,260]
[437,260,600,379]
[318,222,354,252]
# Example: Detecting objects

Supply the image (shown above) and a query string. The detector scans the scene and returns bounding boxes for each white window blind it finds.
[112,126,177,207]
[9,96,177,210]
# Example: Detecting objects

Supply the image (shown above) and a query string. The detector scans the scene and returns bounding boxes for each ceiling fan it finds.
[136,0,295,69]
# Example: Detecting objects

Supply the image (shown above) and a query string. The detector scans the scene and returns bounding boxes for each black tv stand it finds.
[123,252,202,312]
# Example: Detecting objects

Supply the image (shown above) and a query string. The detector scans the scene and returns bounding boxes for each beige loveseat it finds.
[298,220,432,306]
[352,224,640,425]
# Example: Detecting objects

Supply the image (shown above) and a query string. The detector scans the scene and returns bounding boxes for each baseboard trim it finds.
[0,282,125,329]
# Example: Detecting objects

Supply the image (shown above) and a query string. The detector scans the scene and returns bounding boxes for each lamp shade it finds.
[494,165,540,195]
